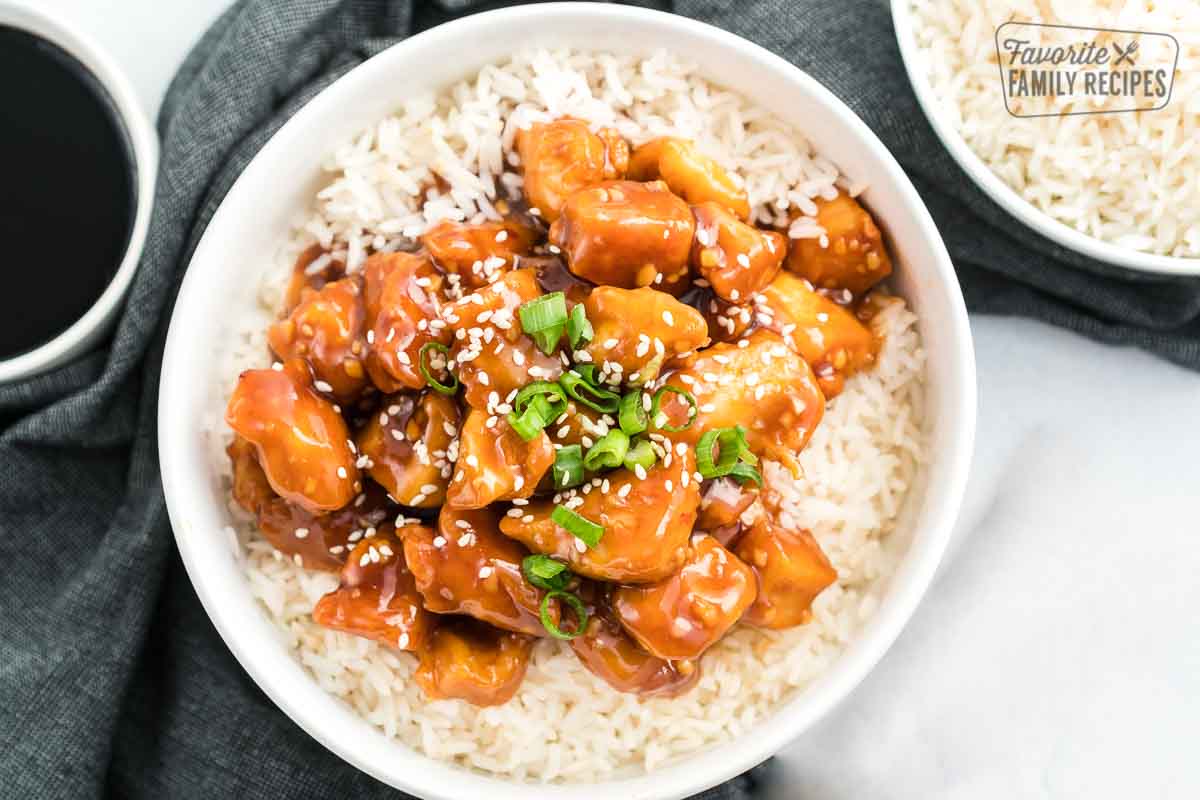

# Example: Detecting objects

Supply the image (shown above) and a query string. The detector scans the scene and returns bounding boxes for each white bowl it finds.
[891,0,1200,277]
[158,4,976,798]
[0,0,158,382]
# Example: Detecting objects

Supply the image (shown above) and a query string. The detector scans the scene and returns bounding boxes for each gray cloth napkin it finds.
[1,0,1197,798]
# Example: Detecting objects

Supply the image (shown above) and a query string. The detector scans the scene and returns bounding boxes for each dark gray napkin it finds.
[1,0,1197,798]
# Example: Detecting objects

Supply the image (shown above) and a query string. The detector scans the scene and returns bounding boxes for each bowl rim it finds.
[158,4,976,798]
[890,0,1200,277]
[0,0,159,383]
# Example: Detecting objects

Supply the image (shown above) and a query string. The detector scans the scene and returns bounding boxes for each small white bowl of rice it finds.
[158,3,975,798]
[893,0,1200,275]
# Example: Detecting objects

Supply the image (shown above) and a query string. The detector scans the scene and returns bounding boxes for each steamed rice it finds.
[909,0,1200,258]
[212,48,927,782]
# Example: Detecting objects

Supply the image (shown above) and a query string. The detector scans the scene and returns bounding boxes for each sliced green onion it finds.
[696,425,751,479]
[583,429,629,471]
[650,386,697,432]
[573,364,601,387]
[540,590,589,640]
[513,380,568,420]
[552,444,586,489]
[418,342,458,395]
[618,391,648,436]
[507,395,553,441]
[551,505,604,547]
[567,303,593,350]
[559,370,620,414]
[520,292,567,355]
[522,554,571,591]
[728,461,763,486]
[622,438,657,472]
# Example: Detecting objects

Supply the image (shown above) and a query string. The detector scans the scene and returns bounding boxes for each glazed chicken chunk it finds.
[421,219,538,290]
[516,117,628,221]
[446,410,554,509]
[312,525,436,650]
[414,616,534,707]
[403,506,551,636]
[582,287,708,386]
[695,476,758,547]
[549,180,694,293]
[225,359,359,514]
[267,276,368,402]
[355,390,461,507]
[691,202,786,303]
[628,137,750,220]
[613,533,756,660]
[786,191,892,295]
[363,251,451,393]
[733,516,837,629]
[500,447,700,584]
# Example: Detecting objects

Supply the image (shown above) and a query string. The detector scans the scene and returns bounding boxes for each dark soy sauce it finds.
[0,26,136,360]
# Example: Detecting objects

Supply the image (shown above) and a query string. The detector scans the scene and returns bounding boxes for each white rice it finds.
[908,0,1200,258]
[214,48,926,782]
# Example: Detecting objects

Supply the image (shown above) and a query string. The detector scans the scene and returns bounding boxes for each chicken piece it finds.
[499,447,700,584]
[682,287,756,344]
[355,391,459,508]
[614,533,756,660]
[363,251,451,394]
[582,287,708,386]
[570,585,699,697]
[403,507,550,636]
[691,202,785,303]
[414,616,534,707]
[733,516,836,629]
[443,268,561,410]
[516,118,628,221]
[312,525,436,650]
[225,359,359,514]
[549,180,694,294]
[267,276,368,403]
[656,330,825,467]
[256,481,394,572]
[446,410,554,509]
[628,137,750,220]
[283,244,345,314]
[227,435,275,515]
[760,271,879,398]
[421,219,538,290]
[528,252,593,306]
[786,191,892,294]
[696,477,758,547]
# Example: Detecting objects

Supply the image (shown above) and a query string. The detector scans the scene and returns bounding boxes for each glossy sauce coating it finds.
[268,276,368,403]
[690,202,785,303]
[517,118,628,221]
[421,219,537,290]
[312,525,436,650]
[499,448,700,584]
[733,516,836,629]
[447,410,554,509]
[363,251,450,393]
[582,286,709,385]
[614,533,756,660]
[549,180,694,293]
[695,477,758,547]
[403,506,550,636]
[414,616,534,707]
[257,482,394,572]
[628,137,751,220]
[283,244,345,313]
[355,391,460,507]
[786,191,892,295]
[225,359,359,514]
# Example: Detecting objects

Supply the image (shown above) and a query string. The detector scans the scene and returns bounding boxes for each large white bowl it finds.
[891,0,1200,276]
[158,4,976,798]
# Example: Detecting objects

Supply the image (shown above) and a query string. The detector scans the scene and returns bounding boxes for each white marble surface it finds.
[39,0,1200,796]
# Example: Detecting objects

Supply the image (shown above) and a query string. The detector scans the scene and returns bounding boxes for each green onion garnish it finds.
[583,429,629,471]
[728,461,763,486]
[513,380,568,420]
[522,554,572,591]
[519,292,568,355]
[559,370,620,414]
[696,425,754,480]
[418,341,458,395]
[573,364,601,387]
[552,444,586,489]
[650,386,697,432]
[539,589,589,640]
[551,505,604,547]
[622,438,657,472]
[567,303,593,350]
[618,391,648,436]
[507,394,553,441]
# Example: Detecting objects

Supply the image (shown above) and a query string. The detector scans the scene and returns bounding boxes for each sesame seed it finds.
[337,467,348,479]
[433,536,446,547]
[736,253,751,268]
[574,537,587,552]
[495,230,508,242]
[662,310,674,326]
[314,380,333,393]
[634,464,647,480]
[294,527,309,539]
